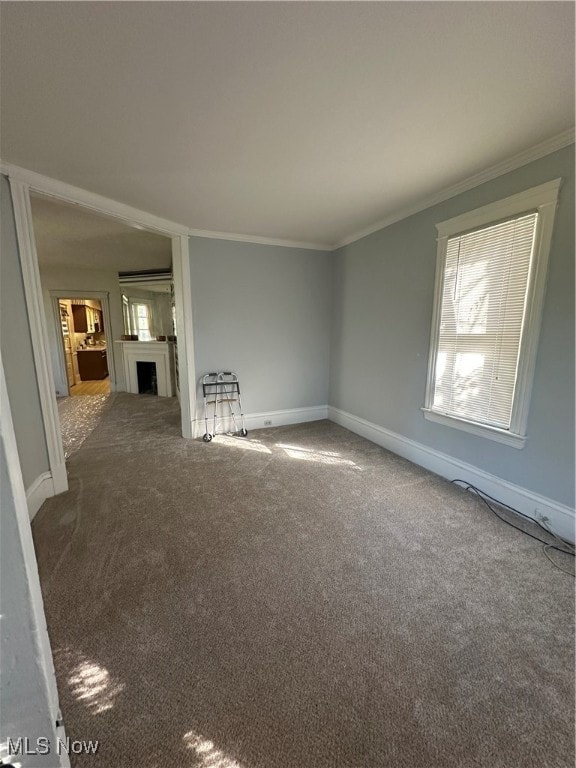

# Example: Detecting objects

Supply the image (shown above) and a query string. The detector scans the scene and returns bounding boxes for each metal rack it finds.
[201,372,247,442]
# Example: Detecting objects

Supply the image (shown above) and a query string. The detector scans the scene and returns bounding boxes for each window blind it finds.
[432,212,538,430]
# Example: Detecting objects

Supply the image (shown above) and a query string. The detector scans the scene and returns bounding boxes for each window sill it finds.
[421,408,527,449]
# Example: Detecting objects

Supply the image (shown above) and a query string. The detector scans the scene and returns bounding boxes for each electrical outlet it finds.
[264,419,272,426]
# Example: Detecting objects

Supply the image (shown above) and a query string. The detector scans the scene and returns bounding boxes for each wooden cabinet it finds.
[72,304,90,333]
[72,304,102,334]
[77,349,109,380]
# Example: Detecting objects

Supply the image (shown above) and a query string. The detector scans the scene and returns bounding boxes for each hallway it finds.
[32,396,574,768]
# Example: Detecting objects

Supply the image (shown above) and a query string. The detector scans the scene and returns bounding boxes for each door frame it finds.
[2,162,197,496]
[0,349,71,766]
[50,292,116,396]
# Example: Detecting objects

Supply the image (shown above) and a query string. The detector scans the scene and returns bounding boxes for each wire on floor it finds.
[450,480,575,577]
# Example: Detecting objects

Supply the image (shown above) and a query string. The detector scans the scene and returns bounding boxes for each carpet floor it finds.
[58,394,112,458]
[32,394,574,768]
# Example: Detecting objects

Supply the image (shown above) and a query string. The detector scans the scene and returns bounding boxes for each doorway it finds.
[56,297,111,397]
[29,191,181,460]
[6,167,197,497]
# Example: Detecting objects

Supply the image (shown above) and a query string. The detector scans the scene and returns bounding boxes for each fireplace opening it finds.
[137,361,158,395]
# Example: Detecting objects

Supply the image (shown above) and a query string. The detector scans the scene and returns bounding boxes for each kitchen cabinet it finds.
[77,349,109,380]
[72,304,101,334]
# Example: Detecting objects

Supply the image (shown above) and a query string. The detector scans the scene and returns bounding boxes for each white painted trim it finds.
[245,405,328,431]
[118,341,174,397]
[421,409,526,449]
[328,406,575,544]
[194,404,328,438]
[26,471,56,521]
[424,233,447,434]
[188,228,331,252]
[424,179,561,443]
[0,162,190,237]
[0,351,70,766]
[173,235,196,438]
[8,179,69,496]
[334,129,574,249]
[511,195,559,436]
[0,161,332,251]
[435,178,562,237]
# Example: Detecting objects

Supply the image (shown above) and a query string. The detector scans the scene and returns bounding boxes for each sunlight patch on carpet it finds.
[67,654,125,714]
[276,442,361,468]
[212,435,271,453]
[183,731,247,768]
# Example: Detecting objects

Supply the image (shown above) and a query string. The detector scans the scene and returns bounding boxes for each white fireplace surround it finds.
[117,341,174,397]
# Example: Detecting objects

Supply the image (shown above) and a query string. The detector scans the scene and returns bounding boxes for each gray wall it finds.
[0,435,61,767]
[189,237,332,414]
[330,144,575,508]
[40,266,126,392]
[0,175,50,489]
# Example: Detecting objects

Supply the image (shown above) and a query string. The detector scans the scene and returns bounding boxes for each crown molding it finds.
[0,161,191,237]
[0,160,332,251]
[332,127,575,250]
[187,227,331,251]
[3,127,573,253]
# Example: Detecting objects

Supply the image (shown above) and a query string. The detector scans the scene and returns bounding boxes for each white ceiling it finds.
[31,194,172,272]
[2,2,574,248]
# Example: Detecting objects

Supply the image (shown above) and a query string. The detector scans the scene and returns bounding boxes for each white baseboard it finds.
[328,406,575,544]
[26,471,56,521]
[245,405,328,431]
[193,404,328,438]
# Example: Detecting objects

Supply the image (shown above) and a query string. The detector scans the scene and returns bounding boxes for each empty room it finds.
[0,3,574,768]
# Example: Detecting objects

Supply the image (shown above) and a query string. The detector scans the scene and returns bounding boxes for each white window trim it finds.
[422,178,562,449]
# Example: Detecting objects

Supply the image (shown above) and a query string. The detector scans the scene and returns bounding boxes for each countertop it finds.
[77,346,107,353]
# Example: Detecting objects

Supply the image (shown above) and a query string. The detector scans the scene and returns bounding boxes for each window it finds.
[423,179,561,448]
[124,300,154,341]
[133,303,153,341]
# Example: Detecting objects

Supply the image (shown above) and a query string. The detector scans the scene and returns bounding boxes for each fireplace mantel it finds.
[116,341,175,397]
